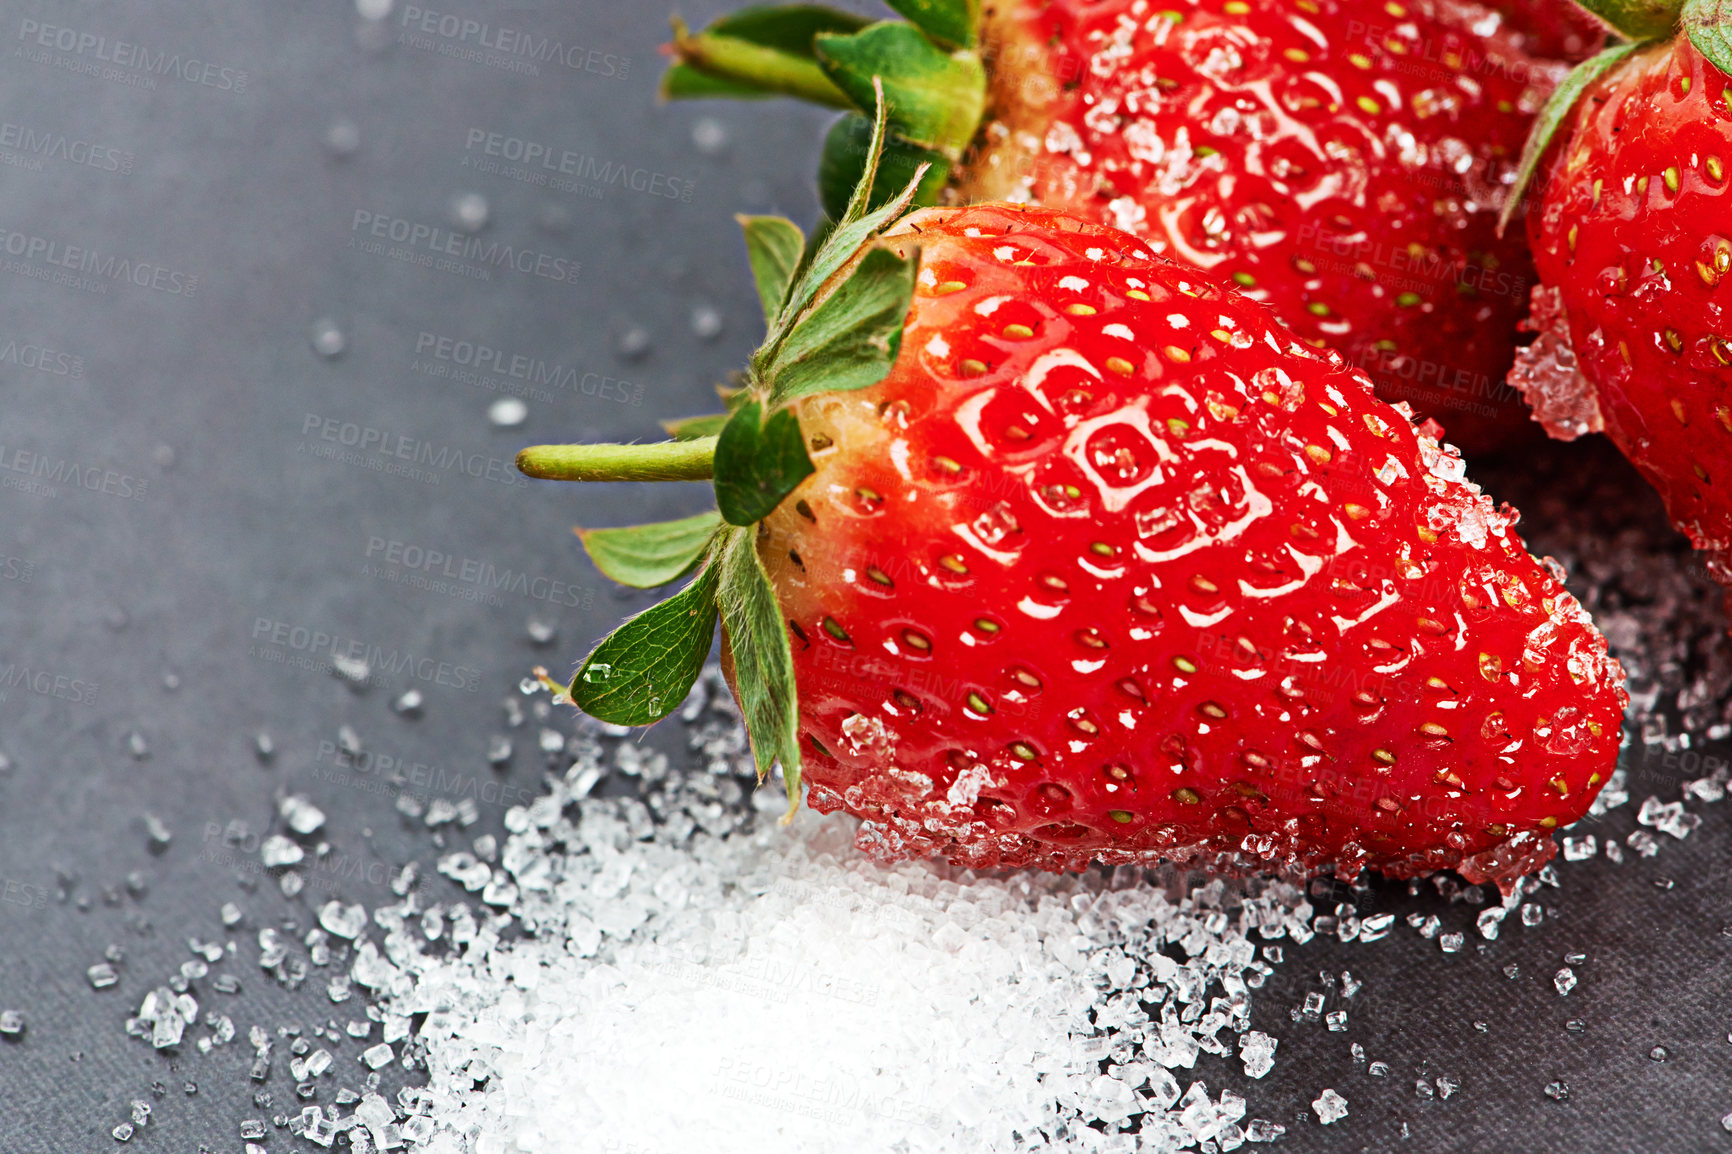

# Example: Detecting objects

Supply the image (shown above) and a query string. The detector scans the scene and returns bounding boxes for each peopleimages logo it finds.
[0,661,99,707]
[0,121,133,175]
[0,336,83,378]
[0,225,198,295]
[313,739,537,810]
[462,129,693,202]
[412,331,644,406]
[297,412,526,489]
[0,444,147,500]
[349,210,579,285]
[365,536,593,609]
[249,617,482,693]
[397,8,629,79]
[16,20,249,92]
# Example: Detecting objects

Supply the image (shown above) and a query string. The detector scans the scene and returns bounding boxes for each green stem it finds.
[670,18,855,109]
[517,437,718,483]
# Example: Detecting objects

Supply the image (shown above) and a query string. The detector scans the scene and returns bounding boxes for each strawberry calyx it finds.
[517,87,925,820]
[1578,0,1685,39]
[1504,0,1732,231]
[663,3,983,217]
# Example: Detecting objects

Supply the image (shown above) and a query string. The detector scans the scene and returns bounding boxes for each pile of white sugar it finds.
[350,673,1306,1153]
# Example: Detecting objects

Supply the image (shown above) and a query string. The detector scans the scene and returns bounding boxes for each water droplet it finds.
[324,117,361,158]
[448,192,489,232]
[127,732,149,760]
[355,0,392,20]
[308,319,346,359]
[0,1010,24,1038]
[1649,1045,1669,1061]
[691,305,723,341]
[691,117,728,156]
[526,619,556,647]
[486,735,513,766]
[392,689,424,717]
[583,663,613,683]
[615,326,651,361]
[254,731,275,762]
[487,397,528,427]
[1544,1080,1570,1101]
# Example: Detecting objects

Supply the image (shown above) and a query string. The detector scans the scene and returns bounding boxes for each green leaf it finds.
[715,528,802,813]
[664,11,860,108]
[660,63,774,101]
[1578,0,1679,40]
[568,562,720,726]
[815,22,986,155]
[760,93,929,375]
[706,5,871,55]
[838,78,895,224]
[738,214,807,326]
[661,412,733,440]
[885,0,979,48]
[712,400,816,526]
[1685,0,1732,75]
[575,511,724,588]
[1499,40,1645,236]
[818,113,950,220]
[765,244,919,404]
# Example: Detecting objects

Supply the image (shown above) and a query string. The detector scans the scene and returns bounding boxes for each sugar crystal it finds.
[1311,1089,1348,1125]
[280,796,326,836]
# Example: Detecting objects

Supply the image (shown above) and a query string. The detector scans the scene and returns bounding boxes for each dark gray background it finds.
[0,2,1728,1151]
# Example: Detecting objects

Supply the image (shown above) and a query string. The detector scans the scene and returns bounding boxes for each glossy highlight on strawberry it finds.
[1523,36,1732,589]
[757,202,1626,885]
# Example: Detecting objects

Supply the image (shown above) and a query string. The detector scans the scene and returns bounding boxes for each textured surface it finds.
[765,202,1625,882]
[0,1,1730,1152]
[960,0,1559,451]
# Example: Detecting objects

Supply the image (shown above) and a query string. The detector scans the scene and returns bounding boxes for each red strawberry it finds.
[522,139,1625,889]
[665,0,1571,451]
[1485,0,1607,62]
[1510,6,1732,590]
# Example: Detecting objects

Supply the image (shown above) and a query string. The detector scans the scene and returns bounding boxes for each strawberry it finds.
[1505,0,1732,591]
[1486,0,1607,62]
[663,0,1571,451]
[522,114,1626,889]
